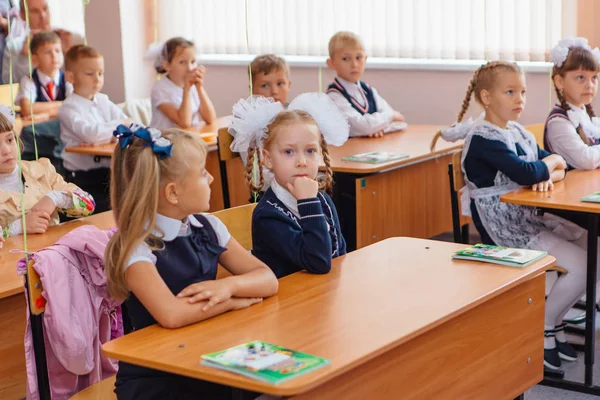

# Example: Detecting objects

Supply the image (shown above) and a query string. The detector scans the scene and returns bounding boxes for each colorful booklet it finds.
[201,341,330,385]
[452,244,547,268]
[342,151,409,164]
[581,192,600,203]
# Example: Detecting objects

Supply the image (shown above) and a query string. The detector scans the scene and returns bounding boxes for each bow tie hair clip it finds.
[228,93,349,156]
[550,37,600,68]
[113,124,174,159]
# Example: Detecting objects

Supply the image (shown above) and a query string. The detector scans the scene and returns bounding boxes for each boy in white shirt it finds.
[16,31,73,166]
[326,31,405,138]
[59,44,129,213]
[17,30,73,118]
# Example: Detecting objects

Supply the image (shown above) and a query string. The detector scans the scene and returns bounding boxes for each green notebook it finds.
[342,151,409,164]
[452,244,547,268]
[581,192,600,203]
[201,340,330,385]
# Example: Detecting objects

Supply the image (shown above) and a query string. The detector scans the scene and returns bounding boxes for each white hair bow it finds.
[551,37,600,67]
[228,93,350,154]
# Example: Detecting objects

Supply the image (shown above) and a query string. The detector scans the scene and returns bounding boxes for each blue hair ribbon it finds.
[113,124,173,159]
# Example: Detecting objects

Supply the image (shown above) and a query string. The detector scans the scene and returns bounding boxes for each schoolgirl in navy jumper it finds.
[545,37,600,170]
[104,125,278,399]
[433,61,600,371]
[229,93,349,278]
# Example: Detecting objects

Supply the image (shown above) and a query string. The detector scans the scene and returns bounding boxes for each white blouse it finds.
[546,103,600,170]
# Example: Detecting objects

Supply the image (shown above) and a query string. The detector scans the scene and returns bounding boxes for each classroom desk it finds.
[0,211,115,399]
[64,117,249,211]
[103,237,553,399]
[502,169,600,395]
[328,125,462,250]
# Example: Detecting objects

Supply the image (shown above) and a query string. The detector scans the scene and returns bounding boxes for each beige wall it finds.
[84,0,600,125]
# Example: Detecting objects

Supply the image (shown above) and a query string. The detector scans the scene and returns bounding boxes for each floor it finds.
[431,225,600,400]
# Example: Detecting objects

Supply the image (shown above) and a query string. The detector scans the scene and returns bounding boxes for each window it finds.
[47,0,86,37]
[155,0,567,62]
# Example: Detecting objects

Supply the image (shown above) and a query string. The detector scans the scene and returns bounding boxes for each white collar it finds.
[70,92,99,105]
[566,103,600,139]
[36,69,60,86]
[336,76,362,90]
[271,180,299,218]
[152,213,204,241]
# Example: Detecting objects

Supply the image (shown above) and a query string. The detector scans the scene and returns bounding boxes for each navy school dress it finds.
[326,77,377,115]
[251,187,347,278]
[114,214,235,400]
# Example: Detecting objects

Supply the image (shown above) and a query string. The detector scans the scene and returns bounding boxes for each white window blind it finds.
[46,0,86,37]
[156,0,566,62]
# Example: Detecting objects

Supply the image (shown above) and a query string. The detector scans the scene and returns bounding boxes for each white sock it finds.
[555,327,567,343]
[545,325,556,349]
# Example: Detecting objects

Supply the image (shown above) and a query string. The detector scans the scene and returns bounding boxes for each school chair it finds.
[25,259,117,400]
[217,127,239,209]
[212,203,258,279]
[447,150,471,243]
[118,98,152,126]
[525,123,545,147]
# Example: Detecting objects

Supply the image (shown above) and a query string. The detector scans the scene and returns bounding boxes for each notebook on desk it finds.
[201,340,329,385]
[452,244,547,268]
[342,151,409,164]
[581,192,600,203]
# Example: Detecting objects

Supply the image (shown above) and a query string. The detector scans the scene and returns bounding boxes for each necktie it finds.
[46,81,55,101]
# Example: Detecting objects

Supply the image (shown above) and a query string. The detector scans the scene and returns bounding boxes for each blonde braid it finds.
[319,134,334,192]
[244,148,264,194]
[431,65,483,151]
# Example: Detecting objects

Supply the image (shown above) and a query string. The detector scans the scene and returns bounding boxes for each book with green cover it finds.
[452,244,547,268]
[581,192,600,203]
[201,340,330,385]
[342,151,409,164]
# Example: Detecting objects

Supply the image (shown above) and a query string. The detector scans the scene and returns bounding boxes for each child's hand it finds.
[193,66,206,88]
[532,180,554,192]
[177,279,234,311]
[184,69,198,89]
[31,196,56,216]
[392,111,405,122]
[368,130,384,138]
[231,297,263,311]
[286,176,318,200]
[542,154,567,172]
[25,210,51,234]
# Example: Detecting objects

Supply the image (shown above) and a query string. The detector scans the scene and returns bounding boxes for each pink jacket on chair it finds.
[18,225,123,400]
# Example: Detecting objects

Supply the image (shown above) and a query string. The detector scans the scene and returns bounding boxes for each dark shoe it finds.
[544,347,562,370]
[556,340,578,361]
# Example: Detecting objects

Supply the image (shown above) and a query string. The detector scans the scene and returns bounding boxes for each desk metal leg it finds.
[585,214,598,385]
[541,213,600,395]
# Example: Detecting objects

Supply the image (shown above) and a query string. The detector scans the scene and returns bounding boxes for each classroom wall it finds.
[85,0,600,126]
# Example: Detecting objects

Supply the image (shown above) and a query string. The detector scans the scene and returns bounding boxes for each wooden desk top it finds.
[501,169,600,214]
[64,117,230,157]
[0,211,115,300]
[102,237,554,396]
[328,125,460,174]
